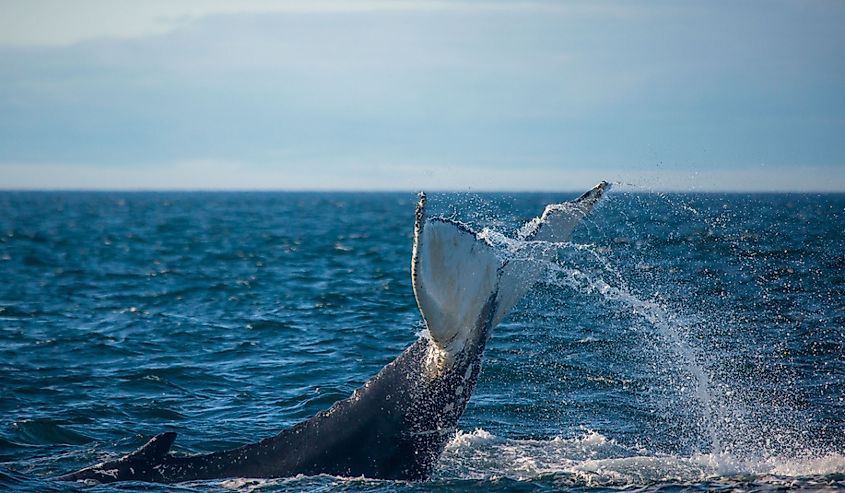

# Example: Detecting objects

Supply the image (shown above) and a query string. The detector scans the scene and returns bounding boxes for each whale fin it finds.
[412,193,500,355]
[517,181,611,242]
[53,432,177,483]
[127,432,177,461]
[492,181,611,326]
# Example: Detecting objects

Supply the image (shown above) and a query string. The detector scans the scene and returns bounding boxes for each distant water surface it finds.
[0,191,843,492]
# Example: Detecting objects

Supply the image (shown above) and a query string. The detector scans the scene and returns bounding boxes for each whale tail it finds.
[411,181,610,354]
[54,432,177,484]
[55,182,611,484]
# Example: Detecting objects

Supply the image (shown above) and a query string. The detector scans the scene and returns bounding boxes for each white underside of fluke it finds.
[412,182,610,363]
[412,218,500,356]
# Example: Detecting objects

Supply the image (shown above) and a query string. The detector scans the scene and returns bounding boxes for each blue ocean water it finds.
[1,190,843,492]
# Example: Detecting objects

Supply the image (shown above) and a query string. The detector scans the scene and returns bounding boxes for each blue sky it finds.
[1,0,844,191]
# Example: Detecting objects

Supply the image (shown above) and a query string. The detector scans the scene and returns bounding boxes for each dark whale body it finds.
[56,182,609,484]
[58,337,486,482]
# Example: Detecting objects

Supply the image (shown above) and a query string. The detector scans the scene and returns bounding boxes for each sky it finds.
[1,0,844,191]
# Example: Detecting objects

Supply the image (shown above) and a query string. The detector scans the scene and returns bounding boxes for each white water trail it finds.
[546,261,730,463]
[438,428,845,485]
[483,231,732,467]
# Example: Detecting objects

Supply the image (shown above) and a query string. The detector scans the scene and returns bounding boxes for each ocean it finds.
[1,189,843,492]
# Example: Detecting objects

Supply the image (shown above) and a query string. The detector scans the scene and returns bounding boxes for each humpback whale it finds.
[56,182,610,484]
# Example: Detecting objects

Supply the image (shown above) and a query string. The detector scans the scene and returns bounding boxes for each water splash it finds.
[529,243,730,463]
[478,189,841,475]
[437,428,845,486]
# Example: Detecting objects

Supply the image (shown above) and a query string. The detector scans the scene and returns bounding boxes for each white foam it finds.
[437,429,845,485]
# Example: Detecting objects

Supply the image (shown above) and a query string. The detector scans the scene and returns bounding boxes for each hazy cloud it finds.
[1,1,843,190]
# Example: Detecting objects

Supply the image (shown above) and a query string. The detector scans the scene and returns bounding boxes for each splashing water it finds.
[481,228,733,459]
[546,261,728,460]
[438,428,845,486]
[471,187,845,484]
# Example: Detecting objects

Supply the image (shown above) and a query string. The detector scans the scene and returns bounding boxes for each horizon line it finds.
[2,187,844,194]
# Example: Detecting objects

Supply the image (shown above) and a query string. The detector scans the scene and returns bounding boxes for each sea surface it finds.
[1,189,843,492]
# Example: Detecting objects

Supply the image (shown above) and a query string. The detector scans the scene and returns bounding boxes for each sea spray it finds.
[483,229,733,462]
[438,428,845,485]
[474,187,841,475]
[463,211,842,482]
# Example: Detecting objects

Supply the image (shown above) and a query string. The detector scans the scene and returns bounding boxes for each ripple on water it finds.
[0,192,843,492]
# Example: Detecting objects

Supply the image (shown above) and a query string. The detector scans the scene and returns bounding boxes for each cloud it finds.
[0,0,636,47]
[0,2,843,190]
